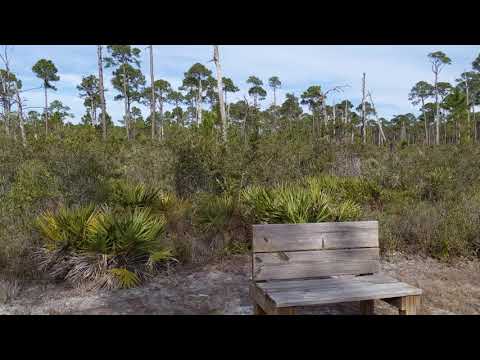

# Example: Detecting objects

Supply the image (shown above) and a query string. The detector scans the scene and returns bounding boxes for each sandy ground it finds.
[1,253,479,315]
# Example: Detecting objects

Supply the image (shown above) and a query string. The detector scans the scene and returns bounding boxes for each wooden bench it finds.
[249,221,422,315]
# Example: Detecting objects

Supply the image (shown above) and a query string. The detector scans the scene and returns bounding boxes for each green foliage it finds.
[108,268,140,288]
[6,159,61,210]
[34,204,173,289]
[35,204,97,251]
[4,111,480,283]
[418,167,454,201]
[32,59,60,89]
[107,179,161,209]
[193,193,236,234]
[241,176,363,224]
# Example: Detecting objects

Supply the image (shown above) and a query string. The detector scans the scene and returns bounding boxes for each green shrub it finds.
[306,175,381,205]
[241,177,363,224]
[193,193,236,234]
[35,205,175,289]
[417,167,454,201]
[6,159,62,211]
[379,195,480,259]
[107,179,161,209]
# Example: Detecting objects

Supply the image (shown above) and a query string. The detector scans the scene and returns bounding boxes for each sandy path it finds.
[1,253,478,315]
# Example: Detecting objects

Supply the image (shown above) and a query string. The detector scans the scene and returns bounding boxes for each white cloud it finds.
[58,73,83,87]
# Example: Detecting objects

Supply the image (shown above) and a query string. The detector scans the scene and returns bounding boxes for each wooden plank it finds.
[249,283,276,314]
[253,303,266,315]
[398,295,421,315]
[257,274,400,293]
[253,248,379,281]
[360,300,375,314]
[253,221,378,252]
[268,282,422,308]
[354,273,400,284]
[271,307,295,315]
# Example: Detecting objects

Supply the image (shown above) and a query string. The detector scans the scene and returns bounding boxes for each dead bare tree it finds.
[97,45,107,141]
[367,91,386,145]
[1,45,26,146]
[242,96,251,145]
[322,85,349,142]
[213,45,227,142]
[361,73,366,144]
[148,45,156,140]
[197,79,202,125]
[0,46,13,138]
[13,83,26,147]
[463,70,471,142]
[0,71,9,137]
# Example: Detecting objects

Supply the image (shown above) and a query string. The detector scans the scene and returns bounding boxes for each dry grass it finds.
[1,253,479,314]
[380,253,480,314]
[0,279,21,304]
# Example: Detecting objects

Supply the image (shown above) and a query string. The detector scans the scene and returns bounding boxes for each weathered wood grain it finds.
[253,303,266,315]
[267,281,422,307]
[360,300,375,314]
[249,283,276,314]
[395,295,421,315]
[252,221,379,252]
[253,248,380,281]
[257,274,401,292]
[249,221,422,315]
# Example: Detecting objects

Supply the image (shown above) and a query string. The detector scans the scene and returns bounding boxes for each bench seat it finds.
[252,274,422,310]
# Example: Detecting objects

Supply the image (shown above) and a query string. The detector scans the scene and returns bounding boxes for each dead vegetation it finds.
[1,253,478,314]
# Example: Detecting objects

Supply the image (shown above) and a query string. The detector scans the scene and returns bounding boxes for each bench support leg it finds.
[384,295,421,315]
[253,303,266,315]
[398,295,421,315]
[360,300,375,315]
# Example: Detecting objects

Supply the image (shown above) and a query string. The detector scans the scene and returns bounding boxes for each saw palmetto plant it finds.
[107,179,161,209]
[241,177,364,224]
[35,204,175,289]
[193,193,237,234]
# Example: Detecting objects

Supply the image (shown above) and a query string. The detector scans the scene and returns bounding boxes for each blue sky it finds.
[5,45,480,124]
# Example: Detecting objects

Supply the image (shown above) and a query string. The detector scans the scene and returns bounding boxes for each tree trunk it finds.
[92,100,97,125]
[158,96,164,141]
[1,74,10,137]
[213,46,227,142]
[14,82,26,147]
[197,79,202,124]
[400,120,406,142]
[332,103,336,141]
[434,71,440,145]
[421,99,428,145]
[122,62,130,140]
[443,110,447,144]
[361,73,366,144]
[9,102,16,141]
[175,100,179,127]
[466,80,470,142]
[97,45,107,141]
[322,102,328,139]
[44,83,48,136]
[149,45,156,140]
[473,105,477,143]
[224,90,230,123]
[367,92,386,145]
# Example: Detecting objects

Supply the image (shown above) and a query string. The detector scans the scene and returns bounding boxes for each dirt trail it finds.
[1,253,478,315]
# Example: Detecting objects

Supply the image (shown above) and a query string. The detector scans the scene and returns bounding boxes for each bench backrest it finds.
[251,221,379,282]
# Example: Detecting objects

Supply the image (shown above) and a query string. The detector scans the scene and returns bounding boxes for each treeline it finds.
[1,46,480,146]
